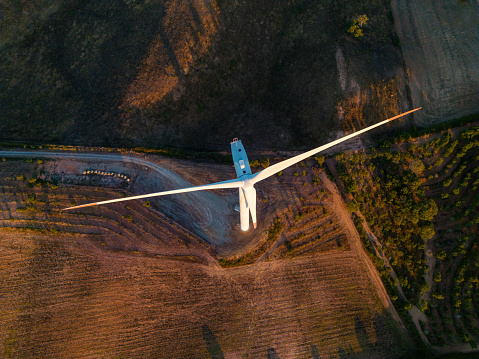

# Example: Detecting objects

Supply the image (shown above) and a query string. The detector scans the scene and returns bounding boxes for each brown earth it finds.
[0,152,414,358]
[0,231,411,358]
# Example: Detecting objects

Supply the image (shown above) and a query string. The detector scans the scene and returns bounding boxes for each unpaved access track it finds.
[0,150,301,257]
[0,150,244,254]
[392,0,479,125]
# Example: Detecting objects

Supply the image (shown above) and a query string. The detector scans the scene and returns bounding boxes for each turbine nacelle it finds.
[231,139,256,231]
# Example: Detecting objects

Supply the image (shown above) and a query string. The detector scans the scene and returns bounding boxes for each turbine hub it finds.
[241,176,255,189]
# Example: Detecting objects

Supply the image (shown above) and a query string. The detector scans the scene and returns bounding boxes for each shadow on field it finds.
[334,312,413,358]
[267,347,280,359]
[311,344,321,359]
[202,324,224,359]
[354,317,371,350]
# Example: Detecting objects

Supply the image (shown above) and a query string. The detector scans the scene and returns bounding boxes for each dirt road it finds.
[0,150,243,253]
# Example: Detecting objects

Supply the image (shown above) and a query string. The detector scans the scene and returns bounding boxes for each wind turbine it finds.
[64,108,421,231]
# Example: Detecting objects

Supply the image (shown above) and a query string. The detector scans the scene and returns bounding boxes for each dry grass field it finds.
[0,155,413,358]
[0,0,412,150]
[392,0,479,125]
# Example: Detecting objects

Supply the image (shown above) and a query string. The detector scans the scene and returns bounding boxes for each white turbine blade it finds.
[251,108,421,184]
[62,178,243,211]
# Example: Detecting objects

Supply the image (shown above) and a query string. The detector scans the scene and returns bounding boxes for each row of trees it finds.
[336,125,479,345]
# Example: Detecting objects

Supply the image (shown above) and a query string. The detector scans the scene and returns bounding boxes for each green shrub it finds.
[420,283,431,293]
[268,218,283,239]
[315,155,325,166]
[436,250,447,260]
[261,157,270,168]
[347,14,369,38]
[345,200,360,213]
[250,160,259,168]
[418,300,428,312]
[294,212,303,222]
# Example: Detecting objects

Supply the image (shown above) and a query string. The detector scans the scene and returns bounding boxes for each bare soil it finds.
[0,232,411,358]
[0,151,414,358]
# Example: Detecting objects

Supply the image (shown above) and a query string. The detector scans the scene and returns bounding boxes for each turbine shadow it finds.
[202,324,225,359]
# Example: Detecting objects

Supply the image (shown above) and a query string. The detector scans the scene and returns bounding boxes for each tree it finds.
[419,199,438,221]
[261,157,270,168]
[420,224,435,241]
[348,15,369,38]
[436,250,447,260]
[408,159,425,175]
[315,155,325,166]
[343,177,358,193]
[346,200,360,213]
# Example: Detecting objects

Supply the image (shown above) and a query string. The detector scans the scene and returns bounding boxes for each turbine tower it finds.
[64,108,421,231]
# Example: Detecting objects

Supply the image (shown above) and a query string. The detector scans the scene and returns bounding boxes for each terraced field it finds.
[220,160,350,267]
[0,159,203,259]
[0,154,412,358]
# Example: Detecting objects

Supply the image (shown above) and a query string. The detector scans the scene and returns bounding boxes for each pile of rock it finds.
[82,170,130,182]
